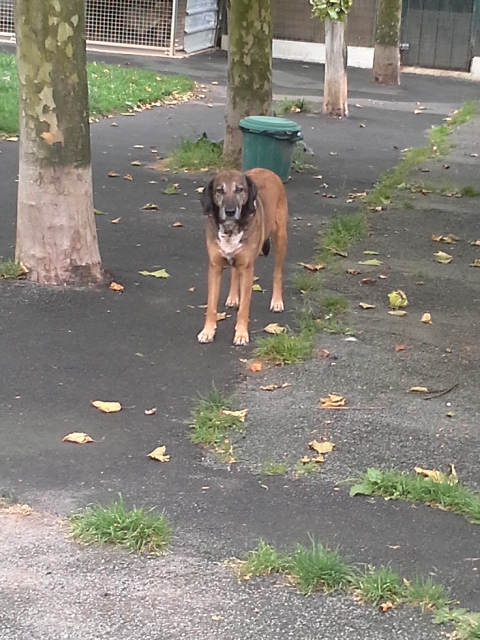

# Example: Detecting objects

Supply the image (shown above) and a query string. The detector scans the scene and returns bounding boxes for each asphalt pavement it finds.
[0,49,479,639]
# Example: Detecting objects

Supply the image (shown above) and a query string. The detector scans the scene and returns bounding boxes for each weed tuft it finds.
[404,575,450,612]
[259,461,288,476]
[69,496,172,554]
[237,540,290,578]
[254,330,315,364]
[277,98,312,115]
[167,133,228,171]
[353,565,404,605]
[319,212,367,256]
[290,539,354,595]
[0,258,26,279]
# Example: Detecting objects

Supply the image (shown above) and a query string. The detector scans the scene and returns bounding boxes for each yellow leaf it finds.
[388,290,409,309]
[63,432,94,444]
[139,269,170,278]
[91,400,122,413]
[111,217,121,224]
[388,310,407,317]
[409,386,429,393]
[109,282,124,292]
[221,409,248,422]
[414,466,452,484]
[359,302,375,310]
[141,203,159,210]
[252,284,264,292]
[148,446,170,462]
[309,440,335,454]
[470,259,480,268]
[421,312,433,324]
[260,383,291,391]
[320,394,346,408]
[263,323,286,334]
[300,456,312,464]
[433,251,453,264]
[195,187,205,193]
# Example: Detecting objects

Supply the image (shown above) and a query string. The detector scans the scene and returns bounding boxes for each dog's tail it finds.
[261,238,271,257]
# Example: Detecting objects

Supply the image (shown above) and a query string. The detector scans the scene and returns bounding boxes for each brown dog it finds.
[198,167,288,346]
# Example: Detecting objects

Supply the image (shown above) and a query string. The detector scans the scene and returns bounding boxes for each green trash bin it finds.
[239,116,303,183]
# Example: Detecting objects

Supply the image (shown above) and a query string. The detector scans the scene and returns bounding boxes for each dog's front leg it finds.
[225,266,240,309]
[233,264,254,346]
[198,262,223,343]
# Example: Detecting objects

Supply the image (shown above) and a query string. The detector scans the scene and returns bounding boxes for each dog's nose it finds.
[225,209,236,218]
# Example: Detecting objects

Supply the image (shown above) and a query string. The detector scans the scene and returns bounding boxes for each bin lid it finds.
[239,115,301,134]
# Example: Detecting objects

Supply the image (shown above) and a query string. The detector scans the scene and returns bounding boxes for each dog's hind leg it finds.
[225,266,240,309]
[270,220,287,312]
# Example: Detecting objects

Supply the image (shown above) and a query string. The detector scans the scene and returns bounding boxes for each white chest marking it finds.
[218,229,244,264]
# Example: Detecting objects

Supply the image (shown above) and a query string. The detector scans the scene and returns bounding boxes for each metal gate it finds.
[184,0,218,53]
[401,0,480,71]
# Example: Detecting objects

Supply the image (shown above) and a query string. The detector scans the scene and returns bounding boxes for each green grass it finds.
[291,270,323,294]
[0,258,26,279]
[253,329,315,364]
[236,540,290,578]
[319,212,368,257]
[404,575,450,612]
[461,185,480,198]
[0,54,194,135]
[290,540,354,594]
[259,461,288,476]
[190,385,245,459]
[353,565,404,605]
[294,460,321,476]
[277,98,312,115]
[166,133,229,171]
[69,496,172,555]
[349,468,480,524]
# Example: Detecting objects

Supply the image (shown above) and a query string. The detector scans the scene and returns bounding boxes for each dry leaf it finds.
[432,233,459,243]
[388,310,407,317]
[111,217,121,224]
[409,386,429,393]
[131,160,143,166]
[172,222,183,227]
[251,362,263,372]
[347,269,362,275]
[141,203,159,210]
[91,400,122,413]
[252,284,264,292]
[298,262,325,271]
[139,269,170,278]
[380,601,395,613]
[221,409,248,422]
[124,174,133,181]
[471,239,480,247]
[359,302,375,310]
[395,345,406,352]
[470,259,480,267]
[361,278,376,285]
[216,312,227,321]
[358,258,383,266]
[260,383,291,391]
[309,440,335,454]
[144,407,157,415]
[109,282,124,292]
[414,466,457,484]
[433,251,453,264]
[63,432,94,444]
[421,312,433,324]
[320,394,346,408]
[107,171,119,177]
[148,446,170,462]
[263,323,286,334]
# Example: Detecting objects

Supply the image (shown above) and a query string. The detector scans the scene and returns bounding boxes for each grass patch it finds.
[353,565,404,605]
[277,97,312,115]
[69,496,172,555]
[259,461,288,476]
[405,575,450,612]
[364,101,477,208]
[294,460,321,476]
[461,185,480,198]
[290,539,354,594]
[0,54,194,136]
[319,212,367,257]
[349,468,480,524]
[236,540,290,578]
[0,258,26,279]
[166,133,230,172]
[254,329,315,364]
[291,270,323,294]
[190,385,245,459]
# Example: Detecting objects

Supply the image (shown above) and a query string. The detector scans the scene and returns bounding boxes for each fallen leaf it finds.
[433,251,453,264]
[355,103,363,108]
[252,284,264,292]
[91,400,122,413]
[94,209,106,215]
[409,386,429,393]
[124,174,133,181]
[172,222,183,227]
[300,456,312,464]
[470,259,480,267]
[5,135,19,141]
[144,407,157,415]
[388,290,409,309]
[298,262,325,271]
[379,274,389,279]
[413,109,423,115]
[361,278,376,285]
[320,394,346,408]
[471,239,480,247]
[188,287,195,292]
[216,312,227,321]
[141,203,159,210]
[148,446,170,462]
[395,345,406,352]
[133,144,144,148]
[309,440,335,454]
[107,171,119,178]
[358,259,383,266]
[131,160,143,166]
[195,186,205,193]
[63,432,94,444]
[111,217,121,224]
[380,601,395,613]
[359,302,375,309]
[221,409,248,422]
[139,269,170,278]
[347,269,361,275]
[260,383,291,391]
[421,312,433,324]
[414,466,457,484]
[263,323,286,334]
[363,250,379,255]
[432,233,459,243]
[109,282,124,292]
[251,362,263,372]
[163,183,180,195]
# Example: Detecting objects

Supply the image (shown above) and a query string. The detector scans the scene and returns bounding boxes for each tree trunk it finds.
[323,18,348,117]
[15,0,104,286]
[223,0,272,163]
[373,0,402,85]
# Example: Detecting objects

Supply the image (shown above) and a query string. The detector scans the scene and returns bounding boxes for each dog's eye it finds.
[235,186,244,194]
[216,186,225,194]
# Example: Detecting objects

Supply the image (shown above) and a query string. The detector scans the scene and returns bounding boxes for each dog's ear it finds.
[242,175,258,216]
[200,179,217,216]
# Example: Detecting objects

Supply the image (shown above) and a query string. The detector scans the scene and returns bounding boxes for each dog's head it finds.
[201,170,258,231]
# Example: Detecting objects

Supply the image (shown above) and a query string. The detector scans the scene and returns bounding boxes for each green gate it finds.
[401,0,480,71]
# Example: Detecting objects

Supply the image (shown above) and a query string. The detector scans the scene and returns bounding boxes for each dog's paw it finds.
[197,327,216,343]
[225,296,239,309]
[233,330,249,346]
[270,299,284,312]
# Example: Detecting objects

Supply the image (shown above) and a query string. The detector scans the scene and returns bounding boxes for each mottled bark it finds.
[15,0,104,286]
[224,0,272,163]
[373,0,402,85]
[323,19,348,117]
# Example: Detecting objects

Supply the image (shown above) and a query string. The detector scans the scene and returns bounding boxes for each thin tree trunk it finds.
[224,0,272,163]
[15,0,104,286]
[373,0,402,85]
[323,18,348,117]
